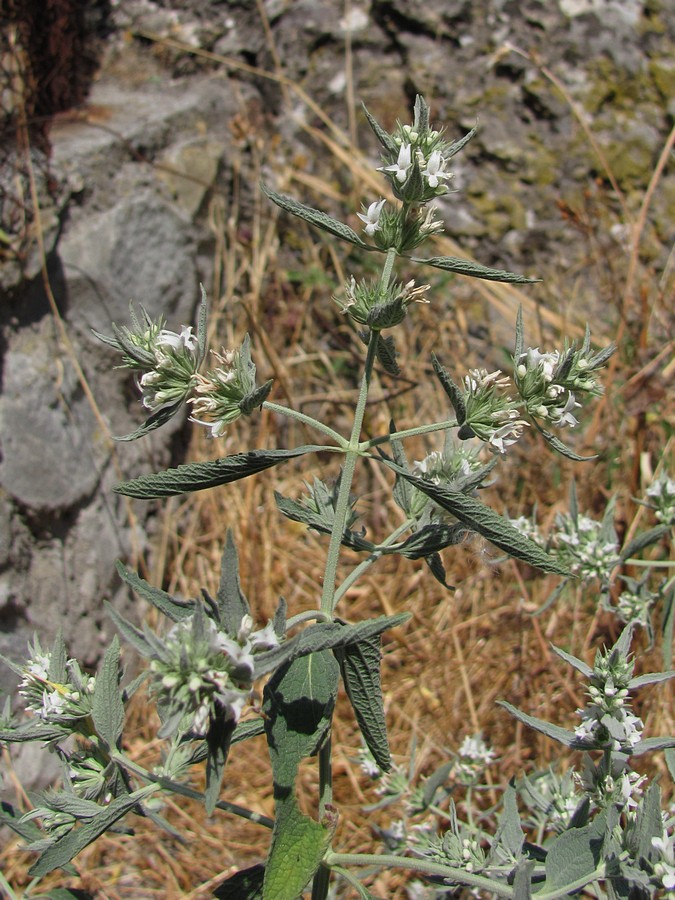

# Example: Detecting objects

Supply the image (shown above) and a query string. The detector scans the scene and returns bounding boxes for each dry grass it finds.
[2,24,674,900]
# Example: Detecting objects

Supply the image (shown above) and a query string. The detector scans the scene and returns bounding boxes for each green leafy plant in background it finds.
[1,96,674,899]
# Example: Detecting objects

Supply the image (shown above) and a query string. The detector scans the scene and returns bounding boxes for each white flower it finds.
[249,621,280,651]
[384,143,412,182]
[421,150,452,188]
[489,421,526,454]
[548,391,580,428]
[40,689,68,720]
[357,198,386,236]
[156,325,199,353]
[419,205,444,235]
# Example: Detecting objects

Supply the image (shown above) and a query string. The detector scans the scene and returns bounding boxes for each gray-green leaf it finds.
[92,636,125,751]
[378,457,568,576]
[335,629,391,771]
[115,445,324,499]
[262,184,369,249]
[217,530,251,636]
[116,561,194,622]
[410,255,539,284]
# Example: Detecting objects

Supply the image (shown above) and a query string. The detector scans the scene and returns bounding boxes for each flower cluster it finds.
[513,331,614,431]
[519,768,581,832]
[645,470,675,525]
[453,734,496,787]
[138,325,201,412]
[335,276,430,330]
[508,514,544,546]
[149,609,278,738]
[18,638,96,725]
[573,642,643,754]
[608,574,659,630]
[459,368,528,454]
[652,826,675,896]
[189,335,273,438]
[375,96,471,204]
[412,817,487,875]
[94,302,203,418]
[514,348,579,428]
[577,754,646,812]
[553,511,619,584]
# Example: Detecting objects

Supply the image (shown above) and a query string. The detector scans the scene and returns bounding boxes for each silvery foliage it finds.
[0,95,673,900]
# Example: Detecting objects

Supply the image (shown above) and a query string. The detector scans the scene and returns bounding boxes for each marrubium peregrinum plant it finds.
[1,94,673,900]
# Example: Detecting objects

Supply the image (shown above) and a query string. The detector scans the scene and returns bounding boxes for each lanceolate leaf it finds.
[410,255,539,284]
[620,524,670,561]
[262,801,331,900]
[361,103,399,155]
[261,184,369,249]
[253,614,409,678]
[498,701,577,748]
[115,445,324,499]
[217,530,251,636]
[116,561,194,622]
[431,353,466,423]
[91,636,125,751]
[0,721,70,744]
[204,711,237,815]
[104,601,155,657]
[29,793,142,877]
[115,400,185,442]
[383,522,466,559]
[531,419,597,462]
[274,493,375,553]
[377,457,569,576]
[335,628,391,771]
[263,653,339,899]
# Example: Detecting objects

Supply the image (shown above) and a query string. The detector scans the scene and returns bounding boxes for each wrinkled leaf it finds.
[263,653,338,899]
[378,456,568,576]
[115,400,185,442]
[262,184,369,249]
[374,333,400,376]
[384,522,466,559]
[620,525,670,561]
[361,103,399,154]
[92,636,124,751]
[498,701,577,748]
[116,561,194,622]
[544,814,605,891]
[253,614,409,679]
[263,802,331,900]
[411,254,539,284]
[335,629,391,771]
[217,530,251,636]
[204,711,236,815]
[115,445,324,499]
[431,353,466,424]
[29,793,142,877]
[531,419,598,462]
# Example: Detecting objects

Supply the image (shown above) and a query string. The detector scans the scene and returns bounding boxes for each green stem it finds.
[320,329,380,618]
[333,519,415,605]
[263,400,348,447]
[112,751,274,828]
[362,417,459,451]
[0,871,19,900]
[324,852,516,897]
[285,609,333,631]
[379,246,398,290]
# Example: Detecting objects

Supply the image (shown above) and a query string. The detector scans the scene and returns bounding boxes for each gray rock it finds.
[0,319,109,511]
